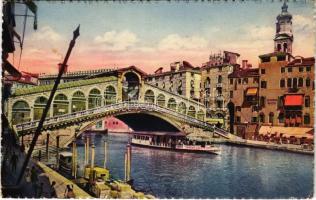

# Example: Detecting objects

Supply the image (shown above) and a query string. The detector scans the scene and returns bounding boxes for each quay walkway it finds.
[227,139,314,155]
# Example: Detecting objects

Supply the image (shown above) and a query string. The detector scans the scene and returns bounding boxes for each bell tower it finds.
[274,1,293,54]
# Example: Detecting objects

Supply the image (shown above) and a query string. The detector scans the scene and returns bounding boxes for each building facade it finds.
[228,60,260,139]
[144,61,201,101]
[200,51,240,129]
[256,2,315,143]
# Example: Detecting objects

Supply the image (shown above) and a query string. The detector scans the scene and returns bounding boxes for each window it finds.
[281,68,285,73]
[218,75,222,83]
[306,66,311,72]
[259,113,265,123]
[305,96,310,107]
[293,78,298,88]
[230,79,233,85]
[299,67,304,72]
[238,79,241,84]
[304,114,310,125]
[261,81,267,88]
[261,69,265,74]
[277,96,284,108]
[280,79,285,88]
[252,117,257,123]
[288,67,292,72]
[253,77,259,83]
[269,112,274,124]
[298,78,303,87]
[287,78,292,88]
[260,96,265,107]
[243,78,248,84]
[236,106,241,112]
[278,113,285,123]
[218,66,222,72]
[306,78,311,87]
[230,91,233,98]
[236,116,241,123]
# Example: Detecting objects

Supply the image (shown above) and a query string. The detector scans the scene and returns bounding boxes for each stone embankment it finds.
[227,139,314,155]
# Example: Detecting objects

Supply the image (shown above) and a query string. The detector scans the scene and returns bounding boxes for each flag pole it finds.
[16,25,80,185]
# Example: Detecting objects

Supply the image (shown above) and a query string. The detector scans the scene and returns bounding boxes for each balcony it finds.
[216,83,223,88]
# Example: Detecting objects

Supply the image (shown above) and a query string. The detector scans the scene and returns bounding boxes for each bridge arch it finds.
[167,98,177,111]
[157,94,166,107]
[88,88,102,109]
[12,100,31,125]
[144,89,155,103]
[104,85,117,105]
[71,91,86,113]
[34,96,49,120]
[178,102,186,115]
[187,106,196,118]
[53,93,69,116]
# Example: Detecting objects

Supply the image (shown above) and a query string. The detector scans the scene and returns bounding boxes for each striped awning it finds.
[246,88,258,96]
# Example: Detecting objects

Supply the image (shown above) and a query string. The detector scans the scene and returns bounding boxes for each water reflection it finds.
[76,133,313,198]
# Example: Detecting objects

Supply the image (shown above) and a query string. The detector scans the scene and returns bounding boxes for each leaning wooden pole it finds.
[16,25,80,184]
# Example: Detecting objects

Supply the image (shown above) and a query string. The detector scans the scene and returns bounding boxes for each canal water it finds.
[75,133,313,199]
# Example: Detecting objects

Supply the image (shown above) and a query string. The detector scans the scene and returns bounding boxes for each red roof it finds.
[284,95,303,106]
[286,57,315,67]
[117,65,147,75]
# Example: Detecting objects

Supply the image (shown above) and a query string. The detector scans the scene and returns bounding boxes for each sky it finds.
[9,1,315,74]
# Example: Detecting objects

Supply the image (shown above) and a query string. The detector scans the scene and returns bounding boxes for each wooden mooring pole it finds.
[89,144,95,183]
[103,141,107,169]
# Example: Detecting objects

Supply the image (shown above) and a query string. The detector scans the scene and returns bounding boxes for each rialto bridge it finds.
[4,66,230,147]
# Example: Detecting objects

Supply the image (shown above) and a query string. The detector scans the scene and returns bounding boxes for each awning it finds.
[284,95,303,106]
[258,126,313,139]
[246,88,258,96]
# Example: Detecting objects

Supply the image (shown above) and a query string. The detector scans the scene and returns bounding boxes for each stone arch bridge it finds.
[5,66,230,147]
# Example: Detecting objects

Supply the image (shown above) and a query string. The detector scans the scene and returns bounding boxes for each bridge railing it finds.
[144,83,205,108]
[14,102,228,137]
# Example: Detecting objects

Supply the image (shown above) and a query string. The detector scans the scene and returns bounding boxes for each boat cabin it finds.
[132,131,186,148]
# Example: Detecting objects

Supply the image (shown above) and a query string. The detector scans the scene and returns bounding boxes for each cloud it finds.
[29,26,63,43]
[158,34,208,51]
[293,14,315,34]
[94,30,138,51]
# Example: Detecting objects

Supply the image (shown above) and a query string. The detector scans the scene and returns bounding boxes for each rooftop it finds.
[228,68,259,78]
[286,57,315,67]
[12,76,117,96]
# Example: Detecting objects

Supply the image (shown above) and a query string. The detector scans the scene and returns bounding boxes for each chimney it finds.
[242,60,248,69]
[154,67,163,74]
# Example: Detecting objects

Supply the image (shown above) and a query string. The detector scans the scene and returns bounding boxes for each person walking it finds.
[10,151,18,172]
[64,184,75,198]
[50,181,57,198]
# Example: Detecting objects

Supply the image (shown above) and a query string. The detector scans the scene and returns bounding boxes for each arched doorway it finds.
[144,90,155,103]
[12,101,31,124]
[88,88,102,109]
[167,98,177,111]
[53,94,69,116]
[71,91,86,113]
[187,106,196,118]
[227,101,235,134]
[122,72,140,101]
[34,96,49,120]
[157,94,166,107]
[105,85,117,105]
[178,102,186,115]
